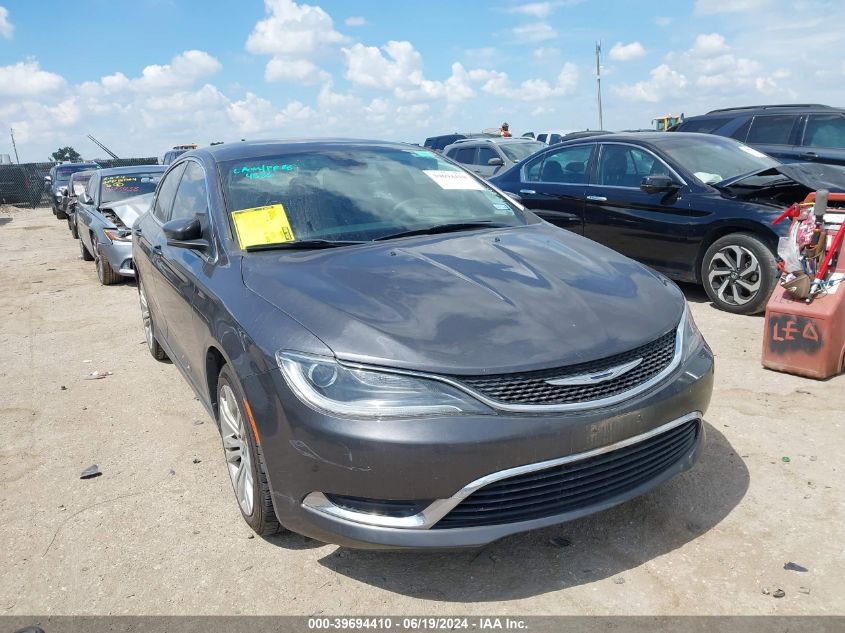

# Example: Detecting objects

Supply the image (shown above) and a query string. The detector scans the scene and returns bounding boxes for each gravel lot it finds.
[1,205,843,616]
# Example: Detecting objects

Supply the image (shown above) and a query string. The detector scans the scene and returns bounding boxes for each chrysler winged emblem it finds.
[545,358,643,387]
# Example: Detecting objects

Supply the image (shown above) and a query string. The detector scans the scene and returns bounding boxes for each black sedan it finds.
[134,140,713,548]
[490,132,845,314]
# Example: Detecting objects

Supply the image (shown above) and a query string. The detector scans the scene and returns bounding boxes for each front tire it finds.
[94,240,122,285]
[138,279,168,361]
[68,215,78,238]
[701,232,777,315]
[217,365,282,536]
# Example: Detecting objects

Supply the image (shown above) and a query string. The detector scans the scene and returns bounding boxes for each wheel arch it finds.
[694,221,779,283]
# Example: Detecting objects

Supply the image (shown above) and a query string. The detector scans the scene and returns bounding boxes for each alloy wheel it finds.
[219,385,255,516]
[139,282,154,352]
[707,244,761,307]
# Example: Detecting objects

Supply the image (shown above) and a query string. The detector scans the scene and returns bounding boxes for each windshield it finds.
[221,147,525,249]
[499,142,545,162]
[100,172,162,204]
[655,134,779,184]
[56,164,98,182]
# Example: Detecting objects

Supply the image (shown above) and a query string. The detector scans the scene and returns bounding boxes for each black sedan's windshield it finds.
[100,172,162,205]
[499,141,546,162]
[654,134,780,184]
[56,164,98,182]
[221,148,525,249]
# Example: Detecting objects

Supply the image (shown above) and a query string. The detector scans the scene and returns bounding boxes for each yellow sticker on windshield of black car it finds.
[231,204,295,249]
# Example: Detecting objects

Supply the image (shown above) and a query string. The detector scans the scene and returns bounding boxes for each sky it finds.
[1,0,844,163]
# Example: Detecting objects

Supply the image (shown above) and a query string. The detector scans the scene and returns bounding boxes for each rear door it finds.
[745,114,802,162]
[514,144,595,234]
[798,112,845,166]
[584,143,693,277]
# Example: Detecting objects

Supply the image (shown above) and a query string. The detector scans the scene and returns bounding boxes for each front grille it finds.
[433,418,699,529]
[456,329,677,406]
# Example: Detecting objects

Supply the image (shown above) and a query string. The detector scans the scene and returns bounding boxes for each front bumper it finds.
[242,343,714,549]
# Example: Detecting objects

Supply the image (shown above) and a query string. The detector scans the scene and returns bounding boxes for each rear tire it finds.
[68,215,78,238]
[217,364,282,536]
[94,240,122,285]
[701,232,777,315]
[79,232,94,261]
[56,208,67,220]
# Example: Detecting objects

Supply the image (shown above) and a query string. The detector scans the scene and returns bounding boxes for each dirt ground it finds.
[0,204,843,616]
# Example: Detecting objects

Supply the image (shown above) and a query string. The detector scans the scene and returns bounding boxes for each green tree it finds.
[51,146,82,162]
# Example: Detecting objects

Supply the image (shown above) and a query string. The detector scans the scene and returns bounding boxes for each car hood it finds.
[241,224,684,375]
[717,163,845,194]
[102,192,154,227]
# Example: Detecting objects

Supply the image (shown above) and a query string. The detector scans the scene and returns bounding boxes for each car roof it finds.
[69,170,97,179]
[95,164,166,176]
[690,104,844,118]
[447,137,542,146]
[556,131,723,147]
[195,138,419,163]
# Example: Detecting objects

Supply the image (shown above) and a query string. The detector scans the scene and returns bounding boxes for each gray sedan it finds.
[75,165,165,285]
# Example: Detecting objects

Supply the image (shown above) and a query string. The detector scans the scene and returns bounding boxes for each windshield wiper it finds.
[374,221,512,242]
[245,239,365,252]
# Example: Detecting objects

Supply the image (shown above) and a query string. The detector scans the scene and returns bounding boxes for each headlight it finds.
[680,302,705,361]
[277,351,493,419]
[103,229,132,242]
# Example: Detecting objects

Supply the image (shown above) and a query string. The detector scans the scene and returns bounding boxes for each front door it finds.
[584,143,692,278]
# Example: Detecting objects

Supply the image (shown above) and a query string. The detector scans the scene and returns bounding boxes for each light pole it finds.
[596,41,603,130]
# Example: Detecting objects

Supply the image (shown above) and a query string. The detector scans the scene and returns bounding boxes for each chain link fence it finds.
[0,158,159,208]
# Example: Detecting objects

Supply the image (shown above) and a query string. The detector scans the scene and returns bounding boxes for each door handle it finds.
[800,152,818,160]
[586,195,607,202]
[519,189,536,195]
[152,244,162,257]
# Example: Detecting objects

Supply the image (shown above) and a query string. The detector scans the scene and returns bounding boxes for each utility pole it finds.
[595,41,603,130]
[10,128,20,164]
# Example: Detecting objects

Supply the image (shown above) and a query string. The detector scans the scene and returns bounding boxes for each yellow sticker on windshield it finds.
[232,204,295,249]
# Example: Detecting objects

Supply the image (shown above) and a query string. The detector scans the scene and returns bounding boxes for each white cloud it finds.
[0,6,13,39]
[265,58,329,83]
[246,0,346,84]
[246,0,347,55]
[695,0,771,14]
[480,62,579,101]
[689,33,730,57]
[508,2,556,18]
[131,50,221,91]
[343,40,423,89]
[345,16,367,26]
[512,23,557,43]
[613,64,688,103]
[654,16,673,27]
[533,47,561,61]
[0,60,65,97]
[608,42,646,62]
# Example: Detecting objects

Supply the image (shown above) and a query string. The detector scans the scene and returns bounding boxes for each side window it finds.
[526,145,593,184]
[86,175,98,199]
[549,134,562,144]
[597,145,668,188]
[453,147,476,164]
[477,147,498,166]
[680,117,732,134]
[536,134,548,144]
[445,148,458,160]
[729,118,752,142]
[746,115,798,145]
[170,162,209,222]
[153,163,187,222]
[803,114,845,149]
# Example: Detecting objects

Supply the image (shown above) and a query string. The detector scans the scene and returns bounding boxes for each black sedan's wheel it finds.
[79,232,94,261]
[217,364,282,536]
[701,233,777,315]
[138,279,168,361]
[94,240,122,285]
[56,208,68,220]
[68,215,78,238]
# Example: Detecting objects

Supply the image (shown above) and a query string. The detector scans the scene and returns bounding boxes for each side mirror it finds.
[487,157,505,167]
[44,176,52,184]
[59,186,69,196]
[640,175,678,194]
[163,216,208,251]
[79,192,93,205]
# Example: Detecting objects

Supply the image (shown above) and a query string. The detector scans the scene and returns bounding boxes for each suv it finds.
[162,144,198,165]
[675,104,845,166]
[45,162,100,217]
[423,132,497,153]
[443,137,546,178]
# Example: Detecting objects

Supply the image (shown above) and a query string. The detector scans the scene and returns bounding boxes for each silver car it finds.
[75,165,165,285]
[443,137,546,179]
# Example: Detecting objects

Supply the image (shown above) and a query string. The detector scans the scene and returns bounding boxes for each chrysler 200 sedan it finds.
[133,140,714,548]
